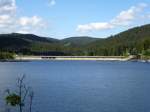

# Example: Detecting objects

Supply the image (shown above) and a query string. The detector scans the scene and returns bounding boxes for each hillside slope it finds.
[0,33,63,55]
[86,24,150,56]
[61,36,99,47]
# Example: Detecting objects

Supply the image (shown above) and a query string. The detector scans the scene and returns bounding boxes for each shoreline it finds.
[0,56,149,62]
[14,55,149,62]
[15,56,129,61]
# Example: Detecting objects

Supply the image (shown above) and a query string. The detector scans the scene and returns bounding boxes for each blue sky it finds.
[0,0,150,39]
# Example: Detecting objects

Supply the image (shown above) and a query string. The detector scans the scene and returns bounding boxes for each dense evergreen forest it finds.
[0,24,150,57]
[86,24,150,56]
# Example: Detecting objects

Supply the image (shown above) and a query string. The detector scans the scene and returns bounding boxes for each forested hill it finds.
[0,33,59,43]
[0,24,150,56]
[61,36,99,47]
[86,24,150,56]
[0,33,98,55]
[0,33,62,55]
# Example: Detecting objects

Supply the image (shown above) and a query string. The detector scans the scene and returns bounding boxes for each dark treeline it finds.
[0,24,150,57]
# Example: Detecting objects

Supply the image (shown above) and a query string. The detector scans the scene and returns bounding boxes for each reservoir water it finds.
[0,61,150,112]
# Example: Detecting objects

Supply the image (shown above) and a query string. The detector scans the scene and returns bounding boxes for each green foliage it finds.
[123,49,130,57]
[86,24,150,56]
[61,36,99,47]
[5,93,21,106]
[143,49,150,56]
[0,52,14,59]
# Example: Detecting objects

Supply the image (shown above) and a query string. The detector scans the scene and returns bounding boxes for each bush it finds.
[5,93,21,106]
[143,49,150,56]
[0,52,14,60]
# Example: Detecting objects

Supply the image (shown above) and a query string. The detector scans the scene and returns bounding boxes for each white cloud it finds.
[77,3,148,32]
[17,16,47,33]
[0,0,47,34]
[18,16,45,27]
[111,3,147,26]
[16,30,29,34]
[48,0,56,6]
[0,15,11,24]
[77,22,114,32]
[0,0,16,14]
[0,0,16,32]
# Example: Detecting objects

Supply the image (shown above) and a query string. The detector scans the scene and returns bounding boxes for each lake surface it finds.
[0,61,150,112]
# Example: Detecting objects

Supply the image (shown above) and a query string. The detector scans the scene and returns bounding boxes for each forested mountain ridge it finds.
[0,33,59,43]
[0,33,99,55]
[0,24,150,56]
[0,33,63,55]
[89,24,150,47]
[86,24,150,56]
